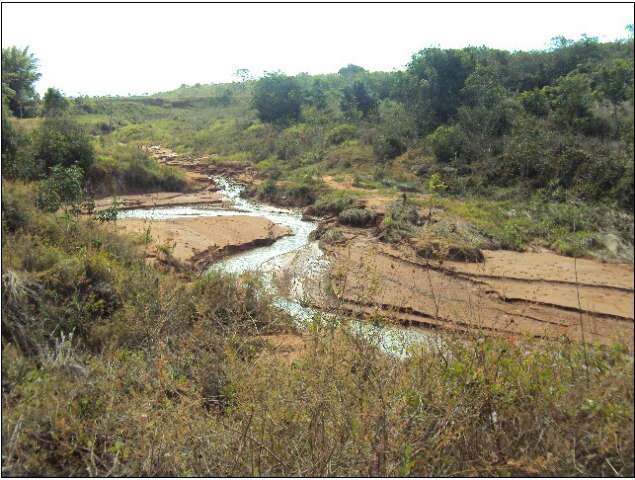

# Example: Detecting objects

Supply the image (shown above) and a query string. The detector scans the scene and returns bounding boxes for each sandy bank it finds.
[117,216,292,271]
[322,236,634,349]
[94,190,224,212]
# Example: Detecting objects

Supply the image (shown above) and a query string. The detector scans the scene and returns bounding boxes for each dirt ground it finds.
[322,235,634,349]
[108,145,634,349]
[117,216,291,271]
[93,190,224,212]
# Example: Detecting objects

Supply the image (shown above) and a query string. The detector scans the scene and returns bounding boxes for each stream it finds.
[119,176,441,356]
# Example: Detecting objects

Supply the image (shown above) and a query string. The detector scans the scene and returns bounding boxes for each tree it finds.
[545,73,594,128]
[1,46,41,117]
[42,87,69,116]
[427,125,467,164]
[405,48,475,131]
[457,65,512,161]
[234,68,253,83]
[519,89,550,117]
[340,80,376,119]
[1,102,19,178]
[252,72,303,125]
[306,79,328,110]
[338,64,367,77]
[373,100,416,161]
[35,116,95,174]
[596,59,634,134]
[36,164,85,213]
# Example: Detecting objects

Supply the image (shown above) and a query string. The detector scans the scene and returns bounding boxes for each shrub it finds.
[305,194,357,217]
[377,196,422,243]
[36,164,85,213]
[88,145,186,196]
[35,116,95,174]
[326,124,358,145]
[337,208,377,227]
[427,125,466,163]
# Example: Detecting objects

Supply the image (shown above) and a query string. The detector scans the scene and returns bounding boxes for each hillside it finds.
[2,30,634,476]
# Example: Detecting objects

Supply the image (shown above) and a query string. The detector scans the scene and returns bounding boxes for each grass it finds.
[432,194,634,259]
[57,89,632,262]
[89,143,187,196]
[2,179,634,476]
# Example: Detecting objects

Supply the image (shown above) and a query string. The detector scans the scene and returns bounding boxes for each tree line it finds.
[249,28,634,209]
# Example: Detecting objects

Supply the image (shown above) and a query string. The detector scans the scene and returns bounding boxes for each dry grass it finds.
[2,180,634,476]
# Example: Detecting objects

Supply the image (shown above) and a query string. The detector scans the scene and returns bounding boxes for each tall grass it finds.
[2,180,633,476]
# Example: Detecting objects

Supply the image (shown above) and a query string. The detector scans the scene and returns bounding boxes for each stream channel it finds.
[119,176,441,356]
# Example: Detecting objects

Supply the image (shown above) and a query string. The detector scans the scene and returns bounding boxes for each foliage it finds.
[35,116,95,174]
[337,207,377,227]
[36,164,85,213]
[1,45,41,117]
[252,72,303,125]
[42,87,69,116]
[340,80,376,119]
[88,144,186,196]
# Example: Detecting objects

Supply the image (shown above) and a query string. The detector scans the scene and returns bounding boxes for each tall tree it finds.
[596,59,634,134]
[1,46,41,117]
[405,48,475,132]
[252,72,303,125]
[340,80,376,119]
[42,87,69,117]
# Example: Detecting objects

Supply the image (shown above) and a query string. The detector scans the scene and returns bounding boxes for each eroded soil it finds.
[116,216,291,271]
[104,145,634,349]
[321,232,634,349]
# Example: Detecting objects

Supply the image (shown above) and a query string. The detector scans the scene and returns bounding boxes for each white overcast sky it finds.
[2,3,633,97]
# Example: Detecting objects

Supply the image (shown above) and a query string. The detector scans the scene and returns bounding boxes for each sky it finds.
[2,3,634,97]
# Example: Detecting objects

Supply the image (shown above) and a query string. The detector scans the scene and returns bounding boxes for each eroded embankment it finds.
[321,233,634,349]
[100,144,634,350]
[116,216,292,271]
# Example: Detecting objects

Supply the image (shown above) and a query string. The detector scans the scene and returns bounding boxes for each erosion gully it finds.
[119,176,442,357]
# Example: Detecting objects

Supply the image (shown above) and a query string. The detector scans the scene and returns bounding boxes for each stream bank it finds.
[103,146,634,352]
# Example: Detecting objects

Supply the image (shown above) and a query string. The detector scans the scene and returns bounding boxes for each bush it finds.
[377,196,422,243]
[326,124,358,145]
[88,145,186,196]
[305,194,357,217]
[337,208,377,227]
[36,164,85,213]
[427,125,466,163]
[256,179,319,207]
[35,116,95,174]
[1,181,32,233]
[252,72,304,125]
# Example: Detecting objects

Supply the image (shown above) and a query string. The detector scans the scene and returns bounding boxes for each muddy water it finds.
[120,176,436,356]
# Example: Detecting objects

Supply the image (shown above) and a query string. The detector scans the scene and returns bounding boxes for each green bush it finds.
[88,145,186,196]
[427,125,466,163]
[305,194,357,217]
[337,208,377,227]
[36,164,85,213]
[326,124,358,145]
[35,116,95,174]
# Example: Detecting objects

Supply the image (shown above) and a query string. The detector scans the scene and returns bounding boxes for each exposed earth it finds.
[116,216,292,271]
[102,145,634,350]
[320,233,633,348]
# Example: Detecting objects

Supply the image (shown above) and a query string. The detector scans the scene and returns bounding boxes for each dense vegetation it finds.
[2,182,634,476]
[2,30,634,476]
[6,30,632,257]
